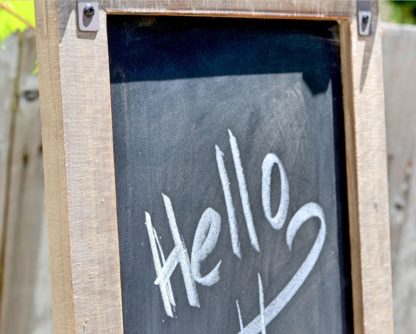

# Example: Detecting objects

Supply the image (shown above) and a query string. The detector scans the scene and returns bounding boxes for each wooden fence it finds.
[383,23,416,334]
[0,31,52,334]
[0,24,414,334]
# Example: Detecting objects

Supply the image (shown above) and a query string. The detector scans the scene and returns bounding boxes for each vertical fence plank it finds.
[0,31,52,334]
[383,23,416,334]
[0,35,19,253]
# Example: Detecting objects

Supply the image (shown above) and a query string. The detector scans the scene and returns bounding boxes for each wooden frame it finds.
[34,1,393,333]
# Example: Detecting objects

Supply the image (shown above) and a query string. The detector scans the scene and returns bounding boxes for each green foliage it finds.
[0,0,35,42]
[383,0,416,24]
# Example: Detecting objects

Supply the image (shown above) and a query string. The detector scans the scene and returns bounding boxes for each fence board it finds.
[0,32,52,334]
[383,23,416,334]
[0,34,19,252]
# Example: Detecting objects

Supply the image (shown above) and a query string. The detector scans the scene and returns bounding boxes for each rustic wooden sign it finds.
[35,1,393,333]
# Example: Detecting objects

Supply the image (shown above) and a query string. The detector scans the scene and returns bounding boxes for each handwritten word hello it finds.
[144,129,326,333]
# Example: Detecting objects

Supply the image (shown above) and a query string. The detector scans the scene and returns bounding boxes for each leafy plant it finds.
[0,0,35,42]
[382,0,416,24]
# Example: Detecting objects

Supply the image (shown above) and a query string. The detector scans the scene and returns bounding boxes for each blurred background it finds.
[0,1,415,333]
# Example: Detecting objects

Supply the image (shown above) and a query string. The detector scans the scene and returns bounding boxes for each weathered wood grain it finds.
[383,23,416,334]
[340,3,393,333]
[35,1,123,333]
[102,0,353,18]
[35,1,77,333]
[0,31,52,334]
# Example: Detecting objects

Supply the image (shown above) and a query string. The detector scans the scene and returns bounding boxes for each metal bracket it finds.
[77,1,99,32]
[357,0,372,36]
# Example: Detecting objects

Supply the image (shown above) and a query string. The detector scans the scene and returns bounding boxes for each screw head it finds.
[83,3,95,18]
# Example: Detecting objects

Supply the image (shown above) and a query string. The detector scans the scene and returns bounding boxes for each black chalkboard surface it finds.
[108,16,352,334]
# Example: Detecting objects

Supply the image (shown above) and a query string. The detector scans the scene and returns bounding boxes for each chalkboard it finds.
[108,16,352,334]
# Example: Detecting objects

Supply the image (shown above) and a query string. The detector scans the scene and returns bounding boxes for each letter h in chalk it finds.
[145,194,200,317]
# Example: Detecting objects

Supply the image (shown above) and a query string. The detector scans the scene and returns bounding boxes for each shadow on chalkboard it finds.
[108,16,340,95]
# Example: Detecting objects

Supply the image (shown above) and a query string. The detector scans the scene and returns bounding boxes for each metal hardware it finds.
[77,1,99,32]
[357,0,372,36]
[83,3,95,18]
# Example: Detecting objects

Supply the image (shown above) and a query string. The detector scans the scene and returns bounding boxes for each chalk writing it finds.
[145,129,326,332]
[236,203,326,334]
[191,208,222,286]
[228,130,261,252]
